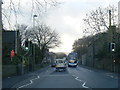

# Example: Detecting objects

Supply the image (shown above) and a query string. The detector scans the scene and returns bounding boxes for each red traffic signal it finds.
[10,50,15,57]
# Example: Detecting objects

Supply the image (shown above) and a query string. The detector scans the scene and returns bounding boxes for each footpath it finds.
[2,65,50,89]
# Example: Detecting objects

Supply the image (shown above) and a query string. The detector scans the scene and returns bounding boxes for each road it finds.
[12,65,119,89]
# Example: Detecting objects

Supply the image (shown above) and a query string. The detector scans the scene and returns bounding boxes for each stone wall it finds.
[2,65,17,78]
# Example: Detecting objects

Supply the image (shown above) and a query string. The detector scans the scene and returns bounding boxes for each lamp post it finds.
[33,14,37,71]
[33,15,37,27]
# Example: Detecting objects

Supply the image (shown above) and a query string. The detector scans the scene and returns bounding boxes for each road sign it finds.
[10,50,15,57]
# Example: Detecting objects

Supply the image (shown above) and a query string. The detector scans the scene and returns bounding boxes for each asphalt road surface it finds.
[12,65,119,89]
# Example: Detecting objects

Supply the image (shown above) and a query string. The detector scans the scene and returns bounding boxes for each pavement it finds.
[78,64,116,73]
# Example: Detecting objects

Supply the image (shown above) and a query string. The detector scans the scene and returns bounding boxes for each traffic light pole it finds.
[108,10,116,72]
[21,51,29,75]
[28,41,33,71]
[21,41,30,75]
[33,44,35,71]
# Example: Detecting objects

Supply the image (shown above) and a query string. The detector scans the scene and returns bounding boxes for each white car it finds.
[55,59,67,71]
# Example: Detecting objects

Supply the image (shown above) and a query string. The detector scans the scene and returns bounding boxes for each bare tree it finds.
[15,24,28,45]
[33,24,61,49]
[83,5,117,35]
[20,23,61,60]
[15,23,61,61]
[2,0,62,29]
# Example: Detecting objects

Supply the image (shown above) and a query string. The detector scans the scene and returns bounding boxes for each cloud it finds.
[49,33,75,53]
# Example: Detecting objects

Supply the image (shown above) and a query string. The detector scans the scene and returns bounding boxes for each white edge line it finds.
[17,75,40,89]
[106,74,118,79]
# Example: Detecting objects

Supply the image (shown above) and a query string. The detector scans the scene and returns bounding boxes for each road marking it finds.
[106,74,118,79]
[17,75,40,89]
[74,76,92,90]
[75,77,88,88]
[75,76,89,88]
[105,73,119,79]
[82,82,89,88]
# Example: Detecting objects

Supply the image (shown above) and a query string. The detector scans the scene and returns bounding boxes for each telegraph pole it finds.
[109,10,113,72]
[0,0,2,89]
[109,10,116,72]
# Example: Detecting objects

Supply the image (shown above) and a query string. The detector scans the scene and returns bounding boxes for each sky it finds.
[2,0,120,54]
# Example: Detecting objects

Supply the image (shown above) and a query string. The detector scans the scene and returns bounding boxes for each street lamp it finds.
[33,14,37,27]
[33,14,37,71]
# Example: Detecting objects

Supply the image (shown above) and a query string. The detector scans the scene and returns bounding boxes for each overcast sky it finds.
[3,0,120,54]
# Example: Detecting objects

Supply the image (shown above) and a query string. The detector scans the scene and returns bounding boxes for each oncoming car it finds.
[55,59,67,71]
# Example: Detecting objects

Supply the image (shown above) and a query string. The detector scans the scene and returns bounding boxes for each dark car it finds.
[51,63,56,67]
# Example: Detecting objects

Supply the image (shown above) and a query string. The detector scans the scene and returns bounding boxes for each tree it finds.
[18,24,61,60]
[82,5,118,67]
[55,52,67,59]
[83,5,117,36]
[2,0,61,29]
[32,24,61,60]
[72,36,92,58]
[14,23,61,63]
[15,24,28,45]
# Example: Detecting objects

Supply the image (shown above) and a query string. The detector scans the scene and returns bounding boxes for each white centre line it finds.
[74,76,92,90]
[75,77,89,88]
[82,82,89,88]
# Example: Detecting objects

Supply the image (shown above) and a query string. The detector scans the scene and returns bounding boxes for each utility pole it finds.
[108,10,116,72]
[0,0,2,90]
[92,35,95,68]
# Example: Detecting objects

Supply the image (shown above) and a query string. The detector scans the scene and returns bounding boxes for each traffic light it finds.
[25,40,28,47]
[24,40,29,51]
[113,60,116,63]
[111,43,115,52]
